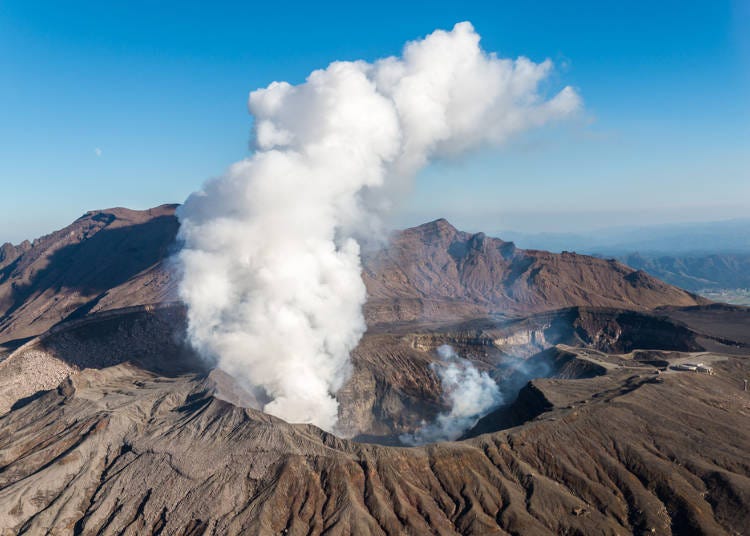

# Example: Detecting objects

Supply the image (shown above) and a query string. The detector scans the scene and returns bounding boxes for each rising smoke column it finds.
[177,22,581,432]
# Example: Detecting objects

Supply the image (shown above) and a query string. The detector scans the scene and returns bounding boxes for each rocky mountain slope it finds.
[1,206,747,535]
[4,301,743,442]
[1,312,748,534]
[0,205,178,347]
[0,207,705,347]
[363,218,704,324]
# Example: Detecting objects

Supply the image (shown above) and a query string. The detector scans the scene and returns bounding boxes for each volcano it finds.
[1,206,749,535]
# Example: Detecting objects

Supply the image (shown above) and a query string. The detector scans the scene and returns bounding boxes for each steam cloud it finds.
[177,22,580,432]
[401,345,503,445]
[402,345,556,445]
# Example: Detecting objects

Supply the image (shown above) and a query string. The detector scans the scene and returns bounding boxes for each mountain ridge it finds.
[362,217,705,324]
[0,206,706,347]
[0,206,749,534]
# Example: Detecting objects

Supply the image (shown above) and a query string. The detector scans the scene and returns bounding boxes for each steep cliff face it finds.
[0,241,31,272]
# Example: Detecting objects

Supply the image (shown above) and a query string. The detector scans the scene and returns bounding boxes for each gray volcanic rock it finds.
[0,305,199,415]
[2,303,738,441]
[0,241,31,271]
[1,335,749,534]
[1,206,746,535]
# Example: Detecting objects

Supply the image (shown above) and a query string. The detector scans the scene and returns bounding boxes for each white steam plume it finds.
[401,345,502,445]
[177,22,581,432]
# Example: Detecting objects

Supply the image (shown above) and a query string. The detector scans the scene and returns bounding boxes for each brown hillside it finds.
[0,205,178,346]
[0,209,747,535]
[1,209,705,347]
[363,219,705,324]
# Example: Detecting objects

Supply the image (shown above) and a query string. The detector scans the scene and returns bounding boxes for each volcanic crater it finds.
[1,206,749,535]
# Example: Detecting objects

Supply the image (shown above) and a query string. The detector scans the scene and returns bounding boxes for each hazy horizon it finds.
[5,200,750,258]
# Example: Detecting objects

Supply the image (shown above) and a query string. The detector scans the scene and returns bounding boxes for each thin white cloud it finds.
[94,147,102,157]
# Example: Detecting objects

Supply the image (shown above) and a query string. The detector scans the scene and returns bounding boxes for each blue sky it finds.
[1,0,748,242]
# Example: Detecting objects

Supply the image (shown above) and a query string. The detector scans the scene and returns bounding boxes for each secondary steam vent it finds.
[177,22,581,432]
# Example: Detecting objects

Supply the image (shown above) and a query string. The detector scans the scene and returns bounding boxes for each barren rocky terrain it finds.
[0,205,179,348]
[1,206,748,535]
[1,304,749,535]
[362,218,705,325]
[0,207,705,348]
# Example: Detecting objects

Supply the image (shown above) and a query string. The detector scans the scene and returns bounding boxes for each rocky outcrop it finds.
[0,304,200,414]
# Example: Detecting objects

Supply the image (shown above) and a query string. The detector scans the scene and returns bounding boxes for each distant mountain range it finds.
[614,252,750,292]
[499,218,750,256]
[496,218,750,293]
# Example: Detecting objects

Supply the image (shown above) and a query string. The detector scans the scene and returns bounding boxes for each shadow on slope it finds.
[0,212,179,338]
[34,305,203,376]
[0,304,206,414]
